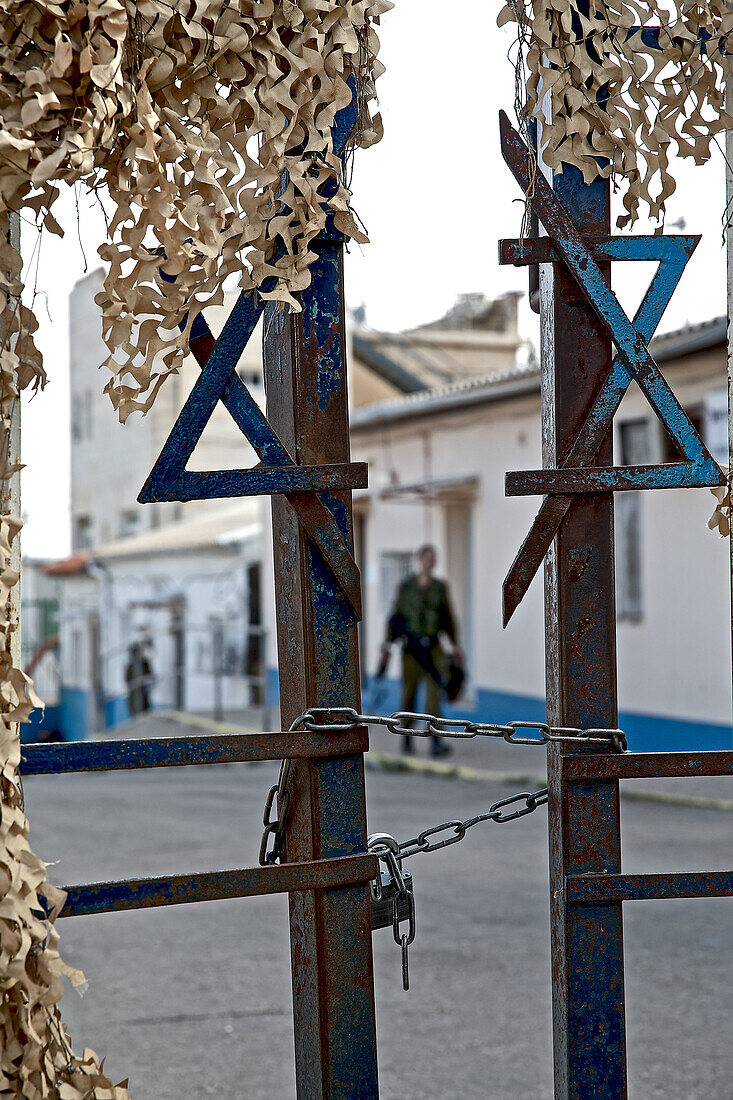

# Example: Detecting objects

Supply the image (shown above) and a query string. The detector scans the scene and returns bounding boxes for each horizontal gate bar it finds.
[561,751,733,782]
[506,462,705,495]
[149,461,369,502]
[20,727,369,774]
[54,853,378,917]
[567,871,733,905]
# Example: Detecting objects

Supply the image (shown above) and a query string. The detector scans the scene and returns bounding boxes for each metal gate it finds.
[15,44,733,1100]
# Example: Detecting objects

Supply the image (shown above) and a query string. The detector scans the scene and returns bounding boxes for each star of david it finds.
[137,85,364,619]
[498,112,726,625]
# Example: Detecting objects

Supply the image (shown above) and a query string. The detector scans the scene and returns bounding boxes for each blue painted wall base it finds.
[53,671,733,751]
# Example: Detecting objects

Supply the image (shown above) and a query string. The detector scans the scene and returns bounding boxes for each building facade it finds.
[348,317,733,751]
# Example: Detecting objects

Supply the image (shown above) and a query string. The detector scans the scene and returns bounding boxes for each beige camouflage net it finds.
[709,473,731,535]
[499,0,733,227]
[0,1,390,1094]
[1,0,391,420]
[0,222,129,1097]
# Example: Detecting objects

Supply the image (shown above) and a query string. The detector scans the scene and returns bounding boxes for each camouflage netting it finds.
[1,0,391,420]
[0,1,390,1095]
[500,0,733,227]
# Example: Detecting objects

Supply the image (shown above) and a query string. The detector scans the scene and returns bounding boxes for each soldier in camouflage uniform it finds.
[382,544,462,756]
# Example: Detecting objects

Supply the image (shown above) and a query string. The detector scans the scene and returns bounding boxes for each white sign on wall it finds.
[703,387,729,466]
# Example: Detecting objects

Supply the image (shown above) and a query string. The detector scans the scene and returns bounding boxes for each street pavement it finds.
[23,715,733,1098]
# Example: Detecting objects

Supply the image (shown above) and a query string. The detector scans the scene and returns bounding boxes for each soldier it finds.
[381,544,463,756]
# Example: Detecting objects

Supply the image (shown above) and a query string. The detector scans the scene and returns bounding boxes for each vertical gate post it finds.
[263,234,379,1095]
[541,168,628,1096]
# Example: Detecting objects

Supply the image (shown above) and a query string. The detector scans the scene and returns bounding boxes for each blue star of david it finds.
[137,84,365,619]
[498,112,726,623]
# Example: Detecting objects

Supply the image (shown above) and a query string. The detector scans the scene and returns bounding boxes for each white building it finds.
[46,502,265,739]
[349,317,732,752]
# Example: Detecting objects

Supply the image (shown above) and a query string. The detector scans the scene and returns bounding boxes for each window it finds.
[73,515,92,550]
[380,551,413,615]
[119,510,140,538]
[71,401,83,442]
[703,388,728,466]
[615,420,649,621]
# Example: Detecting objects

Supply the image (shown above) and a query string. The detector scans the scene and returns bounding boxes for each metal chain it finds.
[259,713,303,866]
[259,707,625,866]
[297,706,628,752]
[367,833,415,989]
[393,786,549,860]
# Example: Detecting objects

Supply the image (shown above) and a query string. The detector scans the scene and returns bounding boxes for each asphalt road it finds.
[22,733,733,1099]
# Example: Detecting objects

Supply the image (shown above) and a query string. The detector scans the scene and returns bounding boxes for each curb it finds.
[156,710,733,812]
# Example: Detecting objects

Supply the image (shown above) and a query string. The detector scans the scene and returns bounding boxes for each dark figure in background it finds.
[125,641,152,716]
[382,544,462,757]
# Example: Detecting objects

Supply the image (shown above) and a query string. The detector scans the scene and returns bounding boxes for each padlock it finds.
[369,867,413,931]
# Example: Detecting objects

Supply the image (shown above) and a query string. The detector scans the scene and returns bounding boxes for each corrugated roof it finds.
[351,361,540,431]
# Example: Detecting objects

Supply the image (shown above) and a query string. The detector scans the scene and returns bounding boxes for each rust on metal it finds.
[500,112,629,1096]
[567,871,733,905]
[561,750,733,782]
[55,854,378,918]
[20,727,370,774]
[263,181,379,1094]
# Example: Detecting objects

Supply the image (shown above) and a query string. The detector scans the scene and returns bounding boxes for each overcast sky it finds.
[20,0,729,558]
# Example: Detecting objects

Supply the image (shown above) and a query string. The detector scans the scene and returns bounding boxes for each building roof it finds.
[91,502,262,560]
[351,292,524,396]
[651,315,726,363]
[351,361,540,431]
[353,325,523,395]
[44,552,91,576]
[351,316,727,432]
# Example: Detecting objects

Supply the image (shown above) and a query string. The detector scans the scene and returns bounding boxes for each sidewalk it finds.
[105,709,733,810]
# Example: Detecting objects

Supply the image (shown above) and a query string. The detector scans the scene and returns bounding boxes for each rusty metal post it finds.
[263,236,379,1096]
[541,167,627,1095]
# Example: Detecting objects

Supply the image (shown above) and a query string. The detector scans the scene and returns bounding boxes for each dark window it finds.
[73,515,92,551]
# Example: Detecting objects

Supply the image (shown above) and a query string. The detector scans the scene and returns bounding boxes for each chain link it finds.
[259,707,625,865]
[258,713,304,866]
